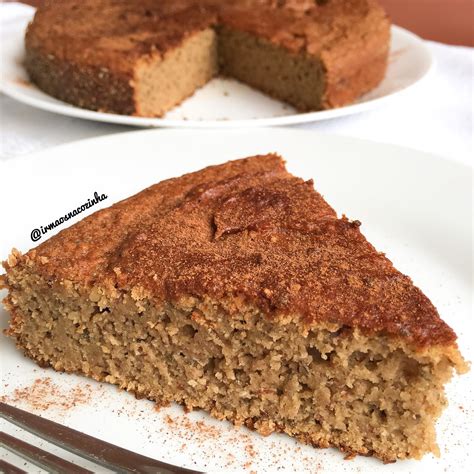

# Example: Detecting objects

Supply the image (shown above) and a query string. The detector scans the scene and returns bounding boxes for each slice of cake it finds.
[1,155,466,461]
[24,0,390,116]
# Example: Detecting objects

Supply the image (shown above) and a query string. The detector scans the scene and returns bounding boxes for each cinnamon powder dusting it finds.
[0,377,93,412]
[158,410,324,471]
[163,412,259,470]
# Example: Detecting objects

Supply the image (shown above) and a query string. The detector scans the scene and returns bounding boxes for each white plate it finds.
[0,129,472,473]
[0,6,433,128]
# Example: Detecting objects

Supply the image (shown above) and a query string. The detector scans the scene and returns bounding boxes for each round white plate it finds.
[0,5,433,128]
[0,129,472,473]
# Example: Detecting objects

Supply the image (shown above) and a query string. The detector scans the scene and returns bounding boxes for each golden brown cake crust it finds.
[4,155,456,349]
[26,0,388,63]
[219,0,388,55]
[25,1,217,73]
[24,0,390,114]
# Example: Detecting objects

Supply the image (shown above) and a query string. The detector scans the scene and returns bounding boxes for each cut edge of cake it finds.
[133,28,219,117]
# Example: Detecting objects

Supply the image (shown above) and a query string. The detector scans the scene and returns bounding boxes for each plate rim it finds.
[0,15,434,128]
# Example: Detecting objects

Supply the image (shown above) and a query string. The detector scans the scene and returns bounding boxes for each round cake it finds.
[25,0,391,117]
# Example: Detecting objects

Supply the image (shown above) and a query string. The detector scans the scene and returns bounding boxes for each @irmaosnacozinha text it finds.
[30,191,108,242]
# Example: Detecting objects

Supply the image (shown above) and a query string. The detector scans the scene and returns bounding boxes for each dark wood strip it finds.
[0,432,93,474]
[0,403,201,474]
[0,459,28,474]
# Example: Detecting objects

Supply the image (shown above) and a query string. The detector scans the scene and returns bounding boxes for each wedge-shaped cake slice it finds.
[2,155,467,461]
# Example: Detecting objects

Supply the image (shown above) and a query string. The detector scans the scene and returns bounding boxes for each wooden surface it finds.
[4,0,474,46]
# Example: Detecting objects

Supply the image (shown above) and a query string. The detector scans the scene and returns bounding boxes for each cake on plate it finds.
[24,0,391,116]
[2,154,467,461]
